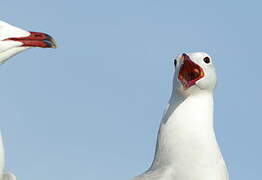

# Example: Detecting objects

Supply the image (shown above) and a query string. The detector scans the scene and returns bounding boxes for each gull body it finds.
[132,52,228,180]
[0,20,56,180]
[0,134,15,180]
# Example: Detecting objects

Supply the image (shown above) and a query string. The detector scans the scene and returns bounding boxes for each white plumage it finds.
[0,20,56,64]
[0,20,56,180]
[132,52,228,180]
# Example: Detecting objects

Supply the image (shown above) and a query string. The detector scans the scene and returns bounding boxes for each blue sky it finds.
[0,0,261,179]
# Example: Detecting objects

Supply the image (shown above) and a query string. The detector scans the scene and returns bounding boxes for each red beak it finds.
[4,31,57,48]
[178,53,204,89]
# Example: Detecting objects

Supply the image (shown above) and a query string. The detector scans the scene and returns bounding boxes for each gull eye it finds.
[203,57,210,64]
[174,59,177,67]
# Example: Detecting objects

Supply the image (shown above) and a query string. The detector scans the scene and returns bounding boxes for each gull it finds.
[0,20,56,180]
[0,20,56,64]
[132,52,229,180]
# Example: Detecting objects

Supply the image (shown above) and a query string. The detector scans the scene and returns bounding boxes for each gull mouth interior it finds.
[178,53,204,89]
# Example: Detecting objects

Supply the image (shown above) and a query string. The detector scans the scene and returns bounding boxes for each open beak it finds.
[4,31,57,48]
[178,53,204,89]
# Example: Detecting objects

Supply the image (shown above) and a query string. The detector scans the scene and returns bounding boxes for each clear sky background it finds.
[0,0,261,179]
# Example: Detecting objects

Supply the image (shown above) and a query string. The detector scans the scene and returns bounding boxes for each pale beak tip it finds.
[51,38,57,48]
[44,37,57,48]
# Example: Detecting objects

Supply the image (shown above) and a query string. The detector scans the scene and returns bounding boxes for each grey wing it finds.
[131,168,174,180]
[2,173,16,180]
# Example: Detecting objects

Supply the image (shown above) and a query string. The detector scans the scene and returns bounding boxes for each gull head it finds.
[0,21,56,64]
[173,52,217,95]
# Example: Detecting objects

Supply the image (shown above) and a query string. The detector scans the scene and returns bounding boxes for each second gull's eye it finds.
[174,59,177,67]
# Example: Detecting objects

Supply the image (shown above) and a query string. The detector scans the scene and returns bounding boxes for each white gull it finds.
[132,52,228,180]
[0,20,56,180]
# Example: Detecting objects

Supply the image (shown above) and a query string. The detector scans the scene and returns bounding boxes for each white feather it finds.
[132,52,229,180]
